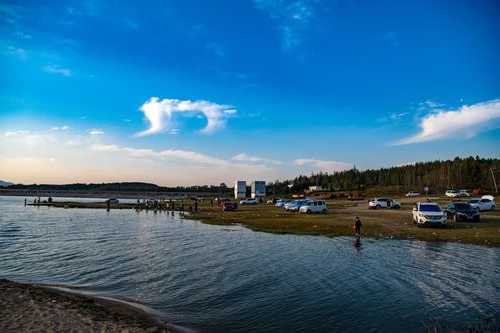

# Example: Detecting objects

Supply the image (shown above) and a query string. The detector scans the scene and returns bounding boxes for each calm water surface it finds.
[1,196,499,332]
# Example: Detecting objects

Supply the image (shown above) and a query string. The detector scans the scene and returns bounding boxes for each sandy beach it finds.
[0,279,176,333]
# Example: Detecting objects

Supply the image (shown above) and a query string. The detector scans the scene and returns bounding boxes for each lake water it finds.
[1,196,499,332]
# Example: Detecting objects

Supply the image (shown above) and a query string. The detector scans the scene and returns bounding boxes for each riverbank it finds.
[19,195,500,247]
[190,197,500,247]
[0,279,176,333]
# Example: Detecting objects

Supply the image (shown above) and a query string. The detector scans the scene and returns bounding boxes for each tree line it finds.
[268,156,499,195]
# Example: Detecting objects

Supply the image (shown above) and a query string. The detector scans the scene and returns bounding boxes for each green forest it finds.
[269,156,499,195]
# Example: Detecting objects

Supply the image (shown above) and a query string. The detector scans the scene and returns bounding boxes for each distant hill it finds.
[5,181,230,193]
[0,180,13,187]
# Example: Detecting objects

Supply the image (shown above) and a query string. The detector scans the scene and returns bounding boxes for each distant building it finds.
[234,180,247,199]
[308,186,324,192]
[251,181,266,199]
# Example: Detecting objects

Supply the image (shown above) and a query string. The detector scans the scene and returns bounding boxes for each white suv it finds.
[368,198,401,209]
[469,195,496,211]
[299,200,327,214]
[412,202,447,226]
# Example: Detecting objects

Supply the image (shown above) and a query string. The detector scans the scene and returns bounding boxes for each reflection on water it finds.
[1,196,499,332]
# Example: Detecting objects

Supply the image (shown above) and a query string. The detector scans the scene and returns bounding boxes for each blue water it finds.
[1,196,499,332]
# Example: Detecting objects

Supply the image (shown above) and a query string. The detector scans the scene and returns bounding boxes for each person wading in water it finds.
[353,216,362,238]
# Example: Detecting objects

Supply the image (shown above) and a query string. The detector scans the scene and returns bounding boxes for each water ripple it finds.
[0,196,499,333]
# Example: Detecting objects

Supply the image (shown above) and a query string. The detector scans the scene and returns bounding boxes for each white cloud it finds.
[43,64,72,77]
[136,97,237,136]
[294,158,352,172]
[232,153,282,165]
[88,129,104,135]
[397,99,500,144]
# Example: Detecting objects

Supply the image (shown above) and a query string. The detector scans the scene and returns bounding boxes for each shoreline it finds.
[0,279,190,333]
[187,198,500,247]
[5,194,500,247]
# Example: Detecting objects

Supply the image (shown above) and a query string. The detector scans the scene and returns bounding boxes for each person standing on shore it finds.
[353,217,362,237]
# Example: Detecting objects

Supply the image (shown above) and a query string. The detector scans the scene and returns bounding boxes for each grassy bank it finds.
[190,197,500,247]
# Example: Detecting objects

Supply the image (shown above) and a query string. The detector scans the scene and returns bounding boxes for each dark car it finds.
[222,201,238,212]
[446,202,480,222]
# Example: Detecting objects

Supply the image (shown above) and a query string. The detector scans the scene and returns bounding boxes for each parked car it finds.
[406,191,420,197]
[458,189,470,197]
[412,202,447,226]
[299,200,327,214]
[368,198,401,209]
[285,199,312,211]
[222,201,238,211]
[240,198,258,205]
[472,195,496,211]
[275,199,290,208]
[446,189,469,198]
[446,202,480,222]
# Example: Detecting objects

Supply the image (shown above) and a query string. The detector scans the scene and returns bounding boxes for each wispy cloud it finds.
[3,130,30,137]
[232,153,282,165]
[294,158,352,172]
[88,129,104,135]
[91,144,229,166]
[43,64,72,77]
[254,0,316,50]
[5,45,27,60]
[206,42,226,58]
[15,31,32,40]
[136,97,237,136]
[382,31,400,48]
[50,125,70,131]
[396,99,500,144]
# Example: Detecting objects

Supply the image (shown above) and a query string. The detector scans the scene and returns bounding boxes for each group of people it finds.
[133,198,198,213]
[25,197,53,206]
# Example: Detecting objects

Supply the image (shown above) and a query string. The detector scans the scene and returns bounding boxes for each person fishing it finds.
[353,216,362,237]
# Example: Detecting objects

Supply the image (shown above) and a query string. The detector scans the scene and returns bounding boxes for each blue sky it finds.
[1,0,499,185]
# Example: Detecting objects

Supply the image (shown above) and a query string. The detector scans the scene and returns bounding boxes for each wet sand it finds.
[0,279,178,333]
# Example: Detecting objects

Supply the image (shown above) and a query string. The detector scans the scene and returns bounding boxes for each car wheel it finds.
[306,210,311,214]
[474,216,480,222]
[376,205,381,209]
[322,209,327,214]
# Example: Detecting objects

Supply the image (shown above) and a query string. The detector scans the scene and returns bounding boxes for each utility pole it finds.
[490,167,498,194]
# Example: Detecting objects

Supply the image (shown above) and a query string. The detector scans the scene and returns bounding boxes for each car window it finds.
[420,204,441,212]
[480,199,490,203]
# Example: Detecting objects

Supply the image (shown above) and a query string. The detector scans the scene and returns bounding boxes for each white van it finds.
[299,200,327,214]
